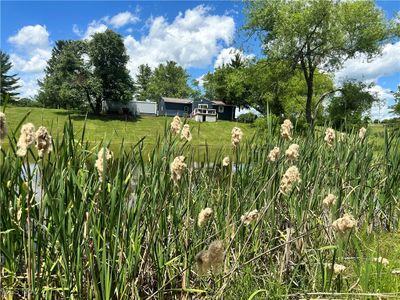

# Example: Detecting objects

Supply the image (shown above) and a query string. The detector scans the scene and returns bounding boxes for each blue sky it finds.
[1,0,399,119]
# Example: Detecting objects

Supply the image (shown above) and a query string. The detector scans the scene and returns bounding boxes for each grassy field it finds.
[1,106,256,157]
[1,107,400,299]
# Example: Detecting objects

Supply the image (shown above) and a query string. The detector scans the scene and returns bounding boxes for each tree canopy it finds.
[135,64,153,102]
[392,85,400,116]
[327,81,380,128]
[1,50,20,102]
[147,61,192,100]
[245,0,389,127]
[38,30,133,114]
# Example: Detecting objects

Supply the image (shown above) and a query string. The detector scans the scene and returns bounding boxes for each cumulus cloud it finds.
[335,42,400,82]
[74,10,140,39]
[107,11,140,28]
[123,5,235,76]
[368,84,395,120]
[8,25,50,49]
[214,47,254,68]
[7,25,51,98]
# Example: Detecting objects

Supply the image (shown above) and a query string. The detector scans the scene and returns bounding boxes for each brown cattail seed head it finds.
[285,144,299,161]
[181,124,192,141]
[170,116,182,134]
[280,119,293,140]
[279,166,301,194]
[267,147,280,162]
[198,207,213,227]
[35,126,53,157]
[332,213,357,234]
[324,128,335,146]
[231,127,243,147]
[16,123,36,157]
[170,156,186,184]
[241,209,259,225]
[322,194,336,209]
[0,112,7,142]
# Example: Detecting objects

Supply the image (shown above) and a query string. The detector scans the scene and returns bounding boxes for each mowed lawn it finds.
[2,106,256,154]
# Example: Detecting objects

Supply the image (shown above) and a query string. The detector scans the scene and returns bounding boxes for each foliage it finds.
[135,64,153,102]
[38,30,133,114]
[327,81,380,129]
[237,112,258,123]
[391,85,400,115]
[0,50,20,101]
[88,29,134,111]
[148,61,192,100]
[37,40,96,110]
[245,0,389,126]
[1,112,399,298]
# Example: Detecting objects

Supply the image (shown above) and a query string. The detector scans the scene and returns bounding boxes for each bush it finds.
[237,112,258,123]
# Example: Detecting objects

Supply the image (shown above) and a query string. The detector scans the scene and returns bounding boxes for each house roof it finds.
[212,100,234,107]
[162,97,192,104]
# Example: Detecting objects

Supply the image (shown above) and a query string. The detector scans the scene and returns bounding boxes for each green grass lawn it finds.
[2,106,256,155]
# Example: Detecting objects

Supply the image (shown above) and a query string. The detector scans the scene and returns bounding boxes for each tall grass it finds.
[1,116,399,299]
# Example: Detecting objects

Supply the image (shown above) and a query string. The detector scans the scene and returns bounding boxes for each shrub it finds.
[237,112,258,123]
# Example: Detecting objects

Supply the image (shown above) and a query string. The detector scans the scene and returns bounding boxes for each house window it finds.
[198,104,208,109]
[218,106,224,113]
[184,106,189,113]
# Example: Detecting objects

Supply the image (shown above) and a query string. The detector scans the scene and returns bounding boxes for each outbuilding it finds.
[158,97,193,117]
[212,101,236,121]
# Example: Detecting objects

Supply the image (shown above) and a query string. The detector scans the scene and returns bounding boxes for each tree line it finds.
[1,0,399,127]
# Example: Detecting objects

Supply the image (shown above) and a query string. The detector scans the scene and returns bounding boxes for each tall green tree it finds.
[135,64,152,101]
[148,61,192,100]
[37,40,94,109]
[327,81,380,128]
[245,0,388,127]
[89,29,134,113]
[1,50,20,102]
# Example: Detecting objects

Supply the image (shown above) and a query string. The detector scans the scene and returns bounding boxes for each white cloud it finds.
[107,11,139,28]
[335,42,400,82]
[74,10,140,39]
[10,50,51,73]
[82,21,108,39]
[7,25,52,98]
[124,5,235,76]
[368,84,395,120]
[8,25,50,50]
[214,47,254,68]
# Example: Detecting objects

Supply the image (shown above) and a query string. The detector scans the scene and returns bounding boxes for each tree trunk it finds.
[305,75,314,128]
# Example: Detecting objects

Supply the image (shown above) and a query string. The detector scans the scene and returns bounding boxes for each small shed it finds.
[107,100,157,116]
[192,99,217,122]
[159,97,192,117]
[212,101,236,121]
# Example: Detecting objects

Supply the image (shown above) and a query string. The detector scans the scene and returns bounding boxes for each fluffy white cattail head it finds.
[198,207,213,227]
[324,128,335,146]
[285,144,299,161]
[196,240,224,274]
[35,126,53,157]
[373,257,389,267]
[279,166,301,194]
[222,156,230,167]
[0,112,7,142]
[241,209,259,225]
[16,123,36,157]
[359,127,367,140]
[181,124,192,141]
[170,116,182,134]
[280,119,293,140]
[231,127,243,147]
[267,147,280,162]
[322,194,336,209]
[332,213,357,234]
[170,156,186,184]
[95,148,113,181]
